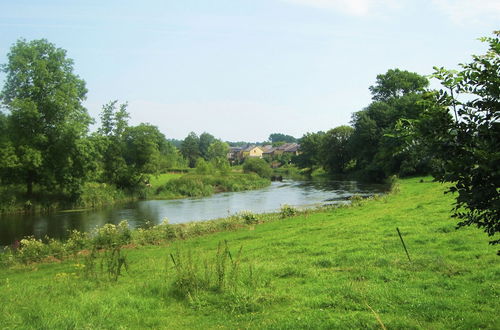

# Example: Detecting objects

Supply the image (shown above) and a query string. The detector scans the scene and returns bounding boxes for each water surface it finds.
[0,180,388,245]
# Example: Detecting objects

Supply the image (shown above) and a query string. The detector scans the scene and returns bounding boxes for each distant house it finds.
[227,147,242,161]
[241,145,264,158]
[227,145,264,162]
[263,143,301,158]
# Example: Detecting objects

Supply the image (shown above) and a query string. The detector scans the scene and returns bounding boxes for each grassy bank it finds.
[0,177,498,329]
[154,172,270,199]
[0,171,267,213]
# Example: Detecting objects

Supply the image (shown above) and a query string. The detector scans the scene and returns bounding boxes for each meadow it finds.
[0,177,498,329]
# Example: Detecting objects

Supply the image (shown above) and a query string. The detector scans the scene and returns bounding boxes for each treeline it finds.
[293,32,499,248]
[294,69,433,182]
[0,39,238,207]
[0,39,277,210]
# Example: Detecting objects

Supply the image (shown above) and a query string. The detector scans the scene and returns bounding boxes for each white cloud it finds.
[281,0,402,16]
[431,0,500,25]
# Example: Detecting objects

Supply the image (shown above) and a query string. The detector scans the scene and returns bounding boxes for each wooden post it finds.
[396,227,411,262]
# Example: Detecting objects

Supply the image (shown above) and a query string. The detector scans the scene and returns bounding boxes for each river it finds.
[0,180,389,246]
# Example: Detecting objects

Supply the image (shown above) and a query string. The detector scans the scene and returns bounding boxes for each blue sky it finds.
[0,0,498,141]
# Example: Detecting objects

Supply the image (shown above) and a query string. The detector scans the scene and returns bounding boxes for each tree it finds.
[181,132,200,168]
[123,123,168,175]
[0,39,91,195]
[322,125,354,173]
[369,68,429,102]
[207,140,229,161]
[350,69,431,181]
[421,32,500,250]
[97,101,132,187]
[199,132,215,161]
[294,132,325,171]
[269,133,297,145]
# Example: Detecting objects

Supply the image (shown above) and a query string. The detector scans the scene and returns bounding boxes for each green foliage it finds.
[237,211,259,224]
[419,32,500,249]
[159,175,215,198]
[169,241,271,313]
[269,133,297,144]
[369,68,429,102]
[65,230,91,255]
[76,182,125,208]
[16,236,47,264]
[194,158,213,175]
[242,157,272,179]
[0,39,92,195]
[207,140,230,161]
[295,131,326,171]
[157,173,269,198]
[198,132,216,161]
[280,204,298,218]
[349,69,432,181]
[92,220,132,249]
[322,125,355,173]
[210,157,231,175]
[180,132,200,168]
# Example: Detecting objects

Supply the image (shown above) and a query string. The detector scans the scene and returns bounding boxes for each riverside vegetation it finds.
[0,177,498,329]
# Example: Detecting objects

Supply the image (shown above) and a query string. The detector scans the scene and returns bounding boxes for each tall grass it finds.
[155,173,270,199]
[168,240,274,313]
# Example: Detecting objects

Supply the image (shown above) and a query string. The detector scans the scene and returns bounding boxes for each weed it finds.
[168,240,271,313]
[92,220,131,249]
[238,211,258,224]
[17,236,48,264]
[280,204,298,218]
[101,246,129,281]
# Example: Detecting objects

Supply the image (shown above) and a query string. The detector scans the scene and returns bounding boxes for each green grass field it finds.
[0,177,498,329]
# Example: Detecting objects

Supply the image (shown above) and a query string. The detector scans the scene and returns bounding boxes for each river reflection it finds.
[0,180,388,245]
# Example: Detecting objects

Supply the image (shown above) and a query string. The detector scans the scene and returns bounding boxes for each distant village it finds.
[227,143,300,164]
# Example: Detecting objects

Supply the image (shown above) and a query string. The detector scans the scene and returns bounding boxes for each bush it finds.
[157,173,269,198]
[243,158,272,179]
[65,230,91,255]
[92,220,132,249]
[280,204,298,218]
[238,211,258,224]
[77,182,124,208]
[195,158,213,175]
[17,236,48,264]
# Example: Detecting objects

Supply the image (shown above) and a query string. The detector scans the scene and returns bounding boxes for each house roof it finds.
[242,145,262,152]
[275,143,300,152]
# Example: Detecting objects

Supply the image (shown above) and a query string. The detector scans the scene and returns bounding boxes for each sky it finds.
[0,0,499,142]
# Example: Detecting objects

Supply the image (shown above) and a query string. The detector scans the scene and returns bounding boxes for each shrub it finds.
[195,158,213,175]
[280,204,298,218]
[237,211,258,224]
[243,158,272,179]
[65,230,91,255]
[17,236,48,264]
[76,182,124,208]
[93,220,131,249]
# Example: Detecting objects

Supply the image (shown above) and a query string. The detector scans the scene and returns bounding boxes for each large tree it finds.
[0,39,91,195]
[350,69,430,180]
[180,132,200,168]
[199,132,215,161]
[322,125,354,174]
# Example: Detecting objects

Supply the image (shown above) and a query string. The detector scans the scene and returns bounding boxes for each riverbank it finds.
[0,171,270,214]
[0,177,498,329]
